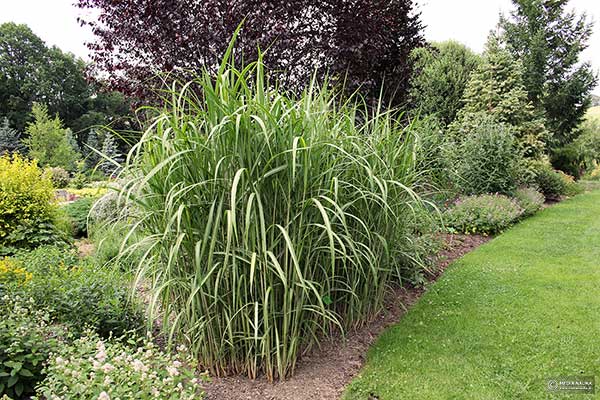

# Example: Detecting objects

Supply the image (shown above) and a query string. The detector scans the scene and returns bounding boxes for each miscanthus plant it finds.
[117,40,432,380]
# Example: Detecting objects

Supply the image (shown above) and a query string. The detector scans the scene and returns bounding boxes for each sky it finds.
[1,0,599,94]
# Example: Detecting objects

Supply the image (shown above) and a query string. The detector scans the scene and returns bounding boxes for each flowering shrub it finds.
[444,194,524,235]
[514,187,545,217]
[36,332,206,399]
[0,296,63,398]
[0,257,32,287]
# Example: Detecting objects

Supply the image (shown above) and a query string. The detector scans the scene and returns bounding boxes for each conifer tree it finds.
[99,133,123,176]
[84,129,102,169]
[454,34,547,158]
[24,103,81,170]
[501,0,597,146]
[0,117,21,154]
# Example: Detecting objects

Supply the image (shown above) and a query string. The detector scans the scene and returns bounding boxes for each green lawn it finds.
[587,105,600,120]
[345,191,600,399]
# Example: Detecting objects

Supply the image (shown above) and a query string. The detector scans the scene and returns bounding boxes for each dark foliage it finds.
[76,0,425,106]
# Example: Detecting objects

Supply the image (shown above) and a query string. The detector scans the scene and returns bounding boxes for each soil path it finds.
[203,234,491,400]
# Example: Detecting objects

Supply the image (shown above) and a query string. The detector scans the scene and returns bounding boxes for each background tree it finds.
[409,41,480,126]
[98,133,123,176]
[76,0,425,106]
[0,117,21,154]
[24,103,80,171]
[84,129,102,170]
[452,34,548,159]
[500,0,598,147]
[0,23,135,151]
[0,23,49,132]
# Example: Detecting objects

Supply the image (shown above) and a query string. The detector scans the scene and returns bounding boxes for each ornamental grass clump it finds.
[117,40,430,380]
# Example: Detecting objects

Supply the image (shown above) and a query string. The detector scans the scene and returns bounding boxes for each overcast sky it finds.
[1,0,599,94]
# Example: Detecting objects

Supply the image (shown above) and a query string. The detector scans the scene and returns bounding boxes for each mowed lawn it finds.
[587,105,600,120]
[345,191,600,399]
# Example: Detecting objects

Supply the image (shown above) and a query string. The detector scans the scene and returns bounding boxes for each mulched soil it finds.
[203,233,491,400]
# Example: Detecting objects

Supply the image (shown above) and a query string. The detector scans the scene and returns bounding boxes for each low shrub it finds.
[444,194,524,235]
[557,171,584,197]
[14,246,143,337]
[0,297,63,399]
[584,164,600,181]
[36,332,205,399]
[71,172,87,189]
[446,112,520,195]
[67,186,108,198]
[533,164,567,200]
[0,154,64,255]
[48,167,70,188]
[551,144,583,179]
[514,187,545,217]
[61,197,98,237]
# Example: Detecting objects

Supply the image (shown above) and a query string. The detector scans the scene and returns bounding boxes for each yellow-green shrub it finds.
[0,154,59,253]
[0,257,32,286]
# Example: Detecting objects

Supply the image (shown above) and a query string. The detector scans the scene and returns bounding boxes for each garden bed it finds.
[203,233,491,400]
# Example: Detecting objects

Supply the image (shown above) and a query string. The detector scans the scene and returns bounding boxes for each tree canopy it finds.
[0,22,135,150]
[452,34,547,159]
[500,0,598,147]
[76,0,425,106]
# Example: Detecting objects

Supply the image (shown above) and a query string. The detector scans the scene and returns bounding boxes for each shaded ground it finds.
[344,191,600,399]
[203,233,491,400]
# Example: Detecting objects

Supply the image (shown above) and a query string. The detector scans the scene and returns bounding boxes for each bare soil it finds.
[74,239,95,258]
[203,233,491,400]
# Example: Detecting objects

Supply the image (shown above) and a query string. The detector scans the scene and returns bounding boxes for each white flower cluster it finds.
[35,331,207,400]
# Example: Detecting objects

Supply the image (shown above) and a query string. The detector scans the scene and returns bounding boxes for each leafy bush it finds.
[574,118,600,173]
[67,186,108,198]
[0,154,65,255]
[47,167,70,188]
[61,197,97,237]
[36,332,205,399]
[533,164,567,200]
[514,187,545,216]
[584,164,600,181]
[117,48,430,380]
[446,112,521,195]
[14,246,143,337]
[550,144,583,178]
[412,117,453,195]
[0,297,63,399]
[444,194,524,235]
[558,171,584,197]
[409,41,480,126]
